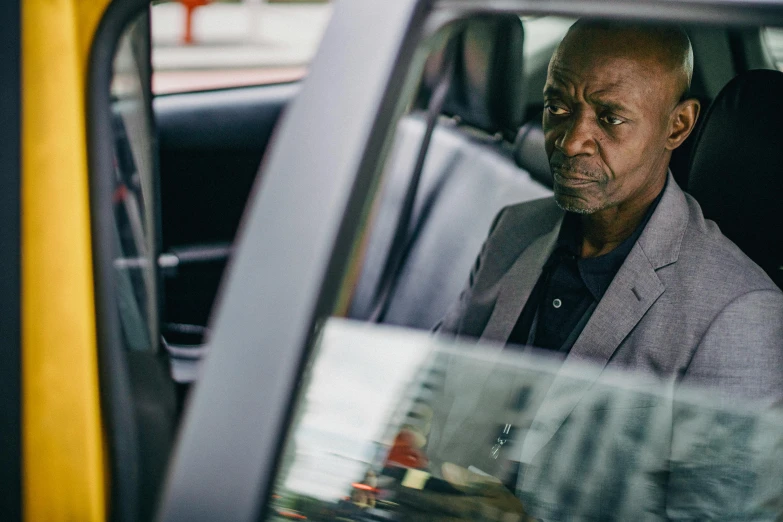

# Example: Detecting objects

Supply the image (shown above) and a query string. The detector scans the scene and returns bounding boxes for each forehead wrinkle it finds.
[551,52,660,85]
[546,62,646,114]
[545,65,579,96]
[556,21,693,103]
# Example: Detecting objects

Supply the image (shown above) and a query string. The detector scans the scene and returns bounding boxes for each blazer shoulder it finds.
[471,196,562,288]
[491,196,562,242]
[679,193,781,296]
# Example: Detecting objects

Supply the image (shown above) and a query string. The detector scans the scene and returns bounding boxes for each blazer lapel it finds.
[433,221,561,453]
[438,224,560,448]
[520,174,689,463]
[520,245,665,462]
[479,220,562,344]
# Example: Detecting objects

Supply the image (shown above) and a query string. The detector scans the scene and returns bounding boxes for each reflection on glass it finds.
[111,17,159,352]
[273,321,432,503]
[265,319,783,521]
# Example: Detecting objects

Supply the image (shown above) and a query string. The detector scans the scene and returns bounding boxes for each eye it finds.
[545,103,569,116]
[600,114,624,126]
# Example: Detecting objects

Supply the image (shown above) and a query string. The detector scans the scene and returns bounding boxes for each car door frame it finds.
[155,1,783,521]
[0,0,21,519]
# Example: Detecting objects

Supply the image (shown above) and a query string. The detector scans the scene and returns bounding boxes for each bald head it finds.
[556,21,694,105]
[542,20,701,219]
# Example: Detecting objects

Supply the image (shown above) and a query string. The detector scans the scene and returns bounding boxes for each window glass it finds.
[763,27,783,70]
[111,17,160,351]
[258,13,783,522]
[150,0,333,94]
[266,319,783,521]
[521,16,573,61]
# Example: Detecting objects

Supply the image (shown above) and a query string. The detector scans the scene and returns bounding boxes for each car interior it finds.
[102,5,783,519]
[155,16,775,351]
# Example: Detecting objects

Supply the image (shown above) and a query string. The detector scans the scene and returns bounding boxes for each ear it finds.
[665,98,701,150]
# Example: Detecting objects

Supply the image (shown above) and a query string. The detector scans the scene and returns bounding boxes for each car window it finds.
[150,0,333,94]
[763,27,783,70]
[112,15,160,351]
[265,319,783,521]
[258,15,783,521]
[521,16,573,57]
[153,1,783,517]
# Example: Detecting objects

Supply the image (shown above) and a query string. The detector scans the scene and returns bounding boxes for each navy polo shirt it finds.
[507,184,665,352]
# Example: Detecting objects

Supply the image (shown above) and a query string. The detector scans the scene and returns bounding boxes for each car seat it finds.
[687,68,783,289]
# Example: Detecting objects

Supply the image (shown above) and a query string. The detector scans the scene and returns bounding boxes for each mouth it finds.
[552,172,597,187]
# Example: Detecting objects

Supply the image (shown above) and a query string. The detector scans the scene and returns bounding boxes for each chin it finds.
[554,193,602,215]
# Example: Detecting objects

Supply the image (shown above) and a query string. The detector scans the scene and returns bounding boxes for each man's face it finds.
[543,31,680,214]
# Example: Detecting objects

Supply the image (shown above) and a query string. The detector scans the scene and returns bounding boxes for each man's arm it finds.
[667,289,783,520]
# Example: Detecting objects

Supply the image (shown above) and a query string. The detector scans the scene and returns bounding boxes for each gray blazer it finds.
[432,175,783,519]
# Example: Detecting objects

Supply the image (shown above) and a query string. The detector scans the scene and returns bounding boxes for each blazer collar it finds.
[636,172,689,270]
[480,172,687,346]
[567,172,688,363]
[520,173,690,462]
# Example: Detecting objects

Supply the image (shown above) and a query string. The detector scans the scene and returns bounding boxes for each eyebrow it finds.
[543,86,564,99]
[592,97,630,114]
[544,85,633,115]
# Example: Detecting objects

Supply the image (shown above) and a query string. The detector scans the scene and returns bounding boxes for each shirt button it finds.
[553,298,562,308]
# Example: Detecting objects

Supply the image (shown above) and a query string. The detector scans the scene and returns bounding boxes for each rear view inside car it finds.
[88,1,783,520]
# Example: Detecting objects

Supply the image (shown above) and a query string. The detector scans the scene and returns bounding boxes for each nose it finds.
[555,110,597,157]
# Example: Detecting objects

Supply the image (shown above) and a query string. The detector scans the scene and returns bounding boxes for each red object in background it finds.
[179,0,211,45]
[351,483,378,493]
[384,430,428,469]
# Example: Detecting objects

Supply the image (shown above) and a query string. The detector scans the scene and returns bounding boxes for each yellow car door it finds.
[21,0,111,519]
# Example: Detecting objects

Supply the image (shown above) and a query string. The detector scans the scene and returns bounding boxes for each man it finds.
[398,20,783,520]
[439,20,783,403]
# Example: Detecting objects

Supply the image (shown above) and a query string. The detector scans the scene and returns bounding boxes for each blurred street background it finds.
[151,0,332,93]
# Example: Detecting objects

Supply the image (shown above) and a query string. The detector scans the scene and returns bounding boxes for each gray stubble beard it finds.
[553,190,604,215]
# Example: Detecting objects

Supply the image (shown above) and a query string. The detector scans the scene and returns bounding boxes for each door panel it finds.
[155,83,298,338]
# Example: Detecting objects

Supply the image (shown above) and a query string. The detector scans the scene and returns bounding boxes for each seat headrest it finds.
[687,69,783,288]
[418,15,525,141]
[513,117,552,188]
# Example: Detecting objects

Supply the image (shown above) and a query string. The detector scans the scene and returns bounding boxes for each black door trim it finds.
[0,0,22,519]
[88,0,152,520]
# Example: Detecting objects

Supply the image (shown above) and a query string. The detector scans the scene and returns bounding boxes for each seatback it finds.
[514,116,552,189]
[348,15,552,329]
[687,69,783,289]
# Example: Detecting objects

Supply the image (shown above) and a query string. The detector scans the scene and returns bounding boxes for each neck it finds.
[579,173,667,258]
